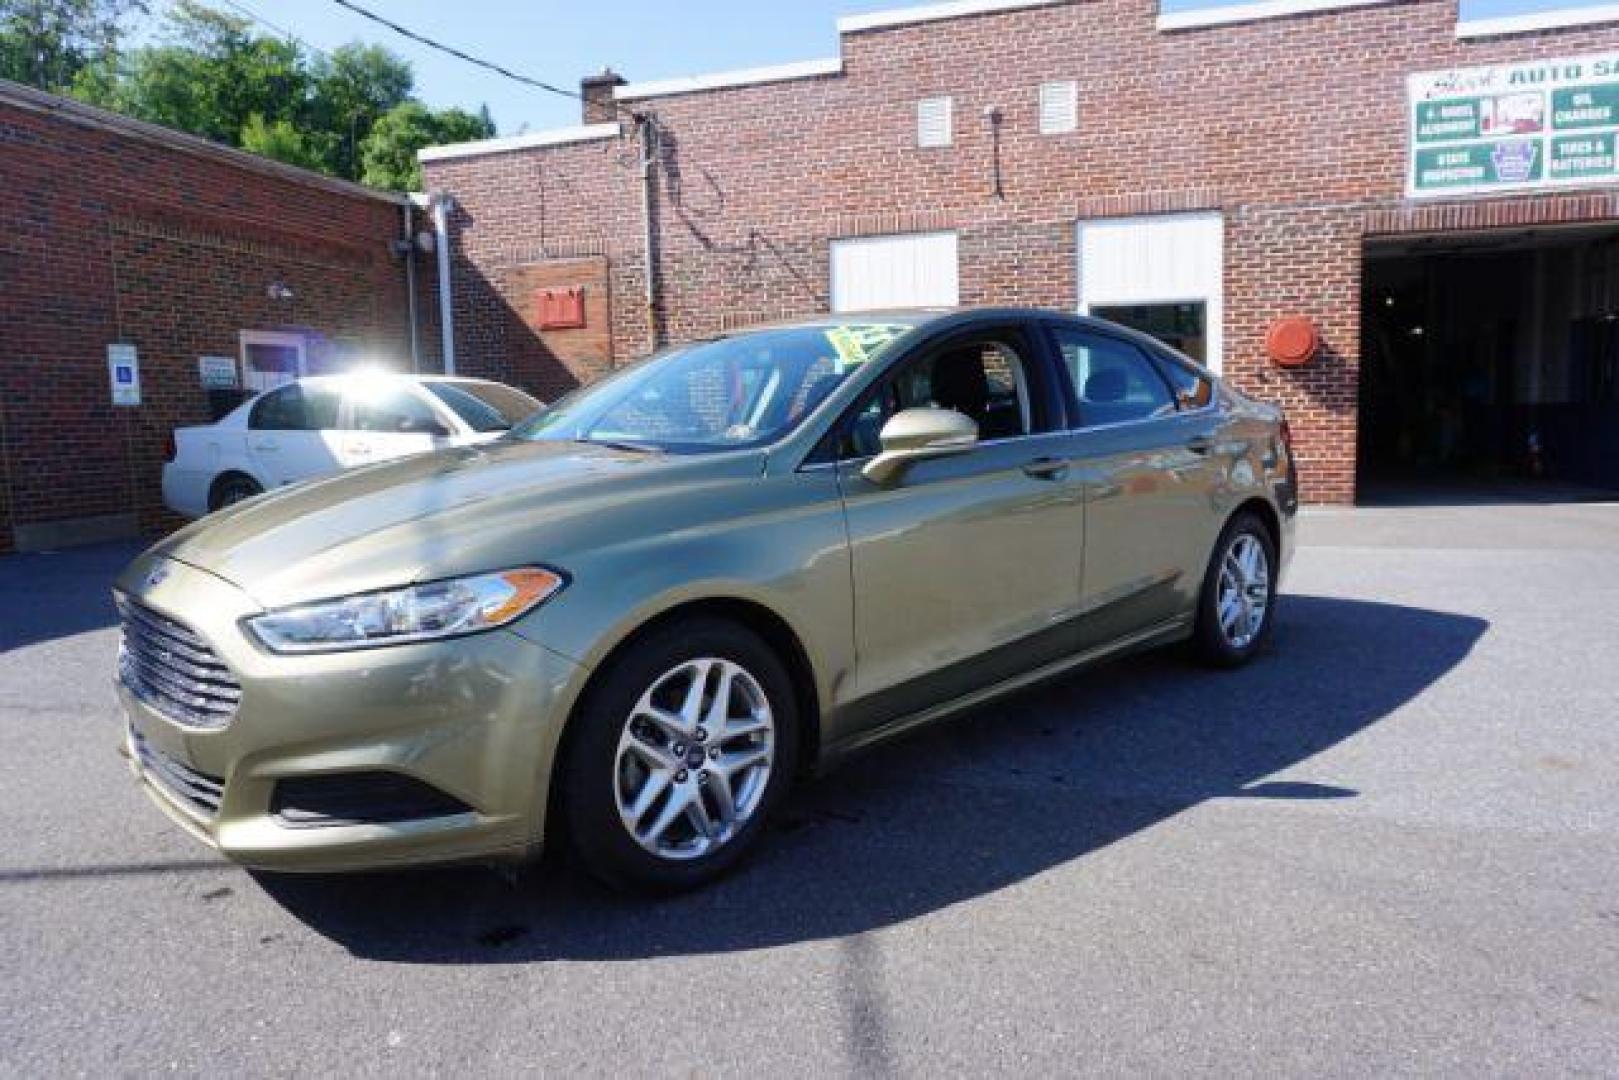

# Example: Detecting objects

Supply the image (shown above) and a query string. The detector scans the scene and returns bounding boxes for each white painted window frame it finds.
[1077,213,1224,373]
[829,231,961,313]
[1039,80,1079,134]
[917,96,954,148]
[238,330,307,394]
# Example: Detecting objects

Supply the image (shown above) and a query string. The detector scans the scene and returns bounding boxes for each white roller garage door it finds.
[830,232,959,313]
[1079,212,1224,371]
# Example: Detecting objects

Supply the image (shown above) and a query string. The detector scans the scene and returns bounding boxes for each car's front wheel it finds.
[1193,511,1277,667]
[560,617,798,892]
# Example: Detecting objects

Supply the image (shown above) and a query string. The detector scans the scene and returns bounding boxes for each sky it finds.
[144,0,1619,136]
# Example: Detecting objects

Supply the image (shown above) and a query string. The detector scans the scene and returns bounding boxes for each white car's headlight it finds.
[245,569,566,654]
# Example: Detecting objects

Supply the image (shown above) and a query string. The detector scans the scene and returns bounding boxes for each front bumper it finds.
[115,553,587,873]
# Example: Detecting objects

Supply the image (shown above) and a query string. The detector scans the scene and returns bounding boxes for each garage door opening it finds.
[1359,225,1619,503]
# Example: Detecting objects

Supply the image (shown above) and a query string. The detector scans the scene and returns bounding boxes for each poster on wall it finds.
[1409,52,1619,197]
[198,356,239,389]
[107,344,140,406]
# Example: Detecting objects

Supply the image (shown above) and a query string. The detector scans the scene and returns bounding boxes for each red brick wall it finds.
[0,90,440,551]
[423,0,1619,504]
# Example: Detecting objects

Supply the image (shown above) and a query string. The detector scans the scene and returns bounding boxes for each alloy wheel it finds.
[613,657,775,861]
[1216,532,1271,650]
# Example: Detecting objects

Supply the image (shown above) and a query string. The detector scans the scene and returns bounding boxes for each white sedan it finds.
[162,373,544,517]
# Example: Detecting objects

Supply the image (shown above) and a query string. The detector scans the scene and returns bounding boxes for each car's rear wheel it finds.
[209,473,262,511]
[560,618,798,892]
[1193,511,1277,667]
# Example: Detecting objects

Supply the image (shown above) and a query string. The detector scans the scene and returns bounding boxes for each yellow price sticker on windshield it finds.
[825,324,909,369]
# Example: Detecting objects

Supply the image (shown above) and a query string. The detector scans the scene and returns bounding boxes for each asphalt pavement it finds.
[2,504,1616,1076]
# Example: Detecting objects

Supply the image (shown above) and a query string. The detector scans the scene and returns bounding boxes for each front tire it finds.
[1193,511,1278,668]
[560,617,799,893]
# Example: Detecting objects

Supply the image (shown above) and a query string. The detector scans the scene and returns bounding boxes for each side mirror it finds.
[861,407,978,486]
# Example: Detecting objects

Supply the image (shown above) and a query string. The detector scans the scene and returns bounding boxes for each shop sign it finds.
[198,355,239,390]
[1409,52,1619,197]
[108,344,140,407]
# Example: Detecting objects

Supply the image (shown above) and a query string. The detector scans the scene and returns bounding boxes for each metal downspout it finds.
[432,193,456,375]
[402,200,421,373]
[640,116,659,352]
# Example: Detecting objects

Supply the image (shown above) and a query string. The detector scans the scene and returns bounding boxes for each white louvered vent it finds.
[917,96,953,148]
[1039,81,1078,135]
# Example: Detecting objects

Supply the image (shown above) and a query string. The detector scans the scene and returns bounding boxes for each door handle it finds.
[1023,456,1070,481]
[1185,436,1214,455]
[251,440,278,452]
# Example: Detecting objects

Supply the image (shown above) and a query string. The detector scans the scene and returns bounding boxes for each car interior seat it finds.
[931,348,990,434]
[1084,366,1128,403]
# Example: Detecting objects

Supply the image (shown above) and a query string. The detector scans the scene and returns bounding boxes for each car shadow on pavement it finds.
[0,541,141,652]
[256,594,1487,962]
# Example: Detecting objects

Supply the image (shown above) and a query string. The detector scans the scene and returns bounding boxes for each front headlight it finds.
[245,568,566,654]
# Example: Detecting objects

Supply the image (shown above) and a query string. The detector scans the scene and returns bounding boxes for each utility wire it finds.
[216,0,333,62]
[326,0,642,121]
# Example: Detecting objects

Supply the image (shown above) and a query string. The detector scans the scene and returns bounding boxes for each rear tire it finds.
[1193,511,1277,668]
[209,473,262,512]
[560,617,799,893]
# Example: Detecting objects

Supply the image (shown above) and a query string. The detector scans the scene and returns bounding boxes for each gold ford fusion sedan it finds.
[115,308,1297,891]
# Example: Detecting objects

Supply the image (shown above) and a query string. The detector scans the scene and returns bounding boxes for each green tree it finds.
[239,112,324,171]
[72,1,307,144]
[306,43,414,180]
[1,0,144,91]
[21,1,494,190]
[360,100,494,191]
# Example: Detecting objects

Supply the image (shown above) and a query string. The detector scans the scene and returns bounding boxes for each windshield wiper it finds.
[573,437,662,454]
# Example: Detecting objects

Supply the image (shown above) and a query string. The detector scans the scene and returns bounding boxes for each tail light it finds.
[162,433,177,462]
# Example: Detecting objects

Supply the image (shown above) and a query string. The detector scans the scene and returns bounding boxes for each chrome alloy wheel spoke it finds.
[1217,534,1271,650]
[614,657,775,861]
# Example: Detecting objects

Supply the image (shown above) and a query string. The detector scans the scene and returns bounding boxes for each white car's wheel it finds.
[209,473,262,512]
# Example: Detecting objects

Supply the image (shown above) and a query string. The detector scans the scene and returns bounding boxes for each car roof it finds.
[711,306,1213,375]
[288,372,502,388]
[716,306,1118,336]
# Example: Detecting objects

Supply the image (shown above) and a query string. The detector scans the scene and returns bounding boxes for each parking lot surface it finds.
[3,505,1617,1076]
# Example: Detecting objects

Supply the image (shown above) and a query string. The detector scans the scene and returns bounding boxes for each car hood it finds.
[150,439,764,608]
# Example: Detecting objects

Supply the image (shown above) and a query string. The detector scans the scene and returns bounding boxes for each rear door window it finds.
[1051,328,1176,428]
[248,385,341,430]
[249,386,303,431]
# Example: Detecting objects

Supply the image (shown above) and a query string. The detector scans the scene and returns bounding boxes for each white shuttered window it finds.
[917,96,953,147]
[830,232,960,313]
[1039,80,1078,134]
[1078,212,1225,371]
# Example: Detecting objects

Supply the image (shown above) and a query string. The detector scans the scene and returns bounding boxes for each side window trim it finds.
[1146,347,1217,414]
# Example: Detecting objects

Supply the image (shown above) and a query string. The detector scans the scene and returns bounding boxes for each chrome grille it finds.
[130,727,225,818]
[117,597,241,730]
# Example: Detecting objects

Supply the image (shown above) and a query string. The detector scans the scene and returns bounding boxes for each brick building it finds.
[0,81,441,553]
[422,0,1619,505]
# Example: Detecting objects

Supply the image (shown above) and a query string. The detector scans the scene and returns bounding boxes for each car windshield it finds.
[509,322,916,453]
[424,380,542,432]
